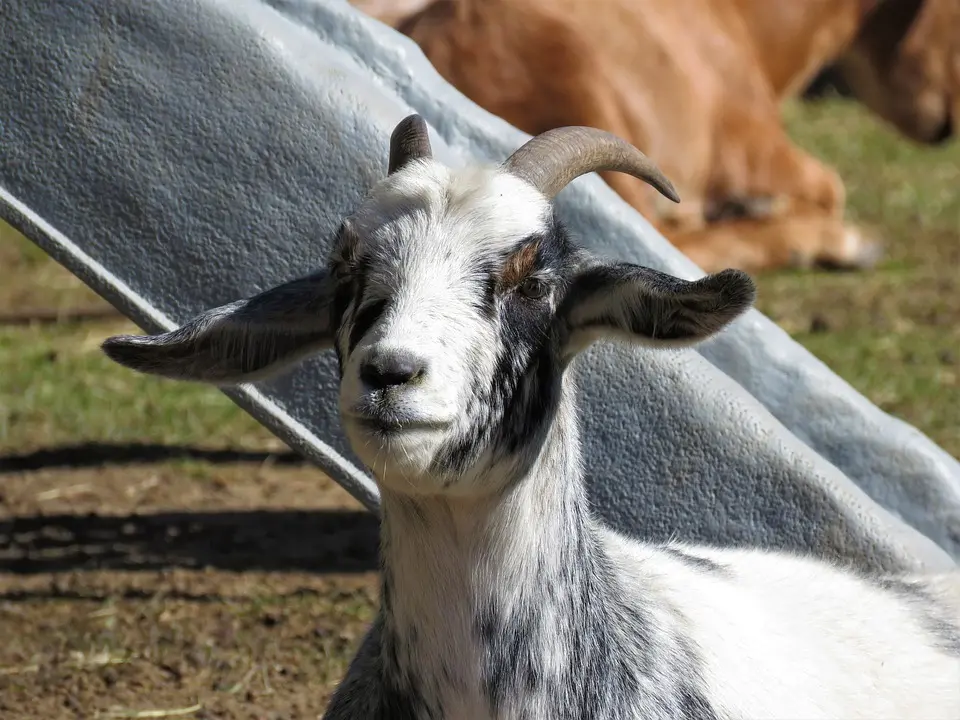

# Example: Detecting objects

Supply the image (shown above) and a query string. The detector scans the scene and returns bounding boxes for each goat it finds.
[351,0,957,275]
[101,115,960,719]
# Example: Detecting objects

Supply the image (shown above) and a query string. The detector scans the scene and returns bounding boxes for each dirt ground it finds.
[1,228,380,718]
[0,462,380,719]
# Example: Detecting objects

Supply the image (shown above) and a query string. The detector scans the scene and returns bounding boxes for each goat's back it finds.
[609,536,960,719]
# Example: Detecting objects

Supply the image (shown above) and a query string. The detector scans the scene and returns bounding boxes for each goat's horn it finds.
[388,114,433,174]
[502,126,680,203]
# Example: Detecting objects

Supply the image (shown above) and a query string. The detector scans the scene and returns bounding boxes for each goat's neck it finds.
[376,391,607,700]
[379,391,593,618]
[732,0,866,99]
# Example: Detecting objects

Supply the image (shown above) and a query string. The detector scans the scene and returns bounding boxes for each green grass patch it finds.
[0,319,276,454]
[754,99,960,456]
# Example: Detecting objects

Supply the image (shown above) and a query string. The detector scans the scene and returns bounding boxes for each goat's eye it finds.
[518,278,548,300]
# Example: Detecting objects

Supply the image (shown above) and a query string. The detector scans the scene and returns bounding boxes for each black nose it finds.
[360,349,428,389]
[931,114,953,145]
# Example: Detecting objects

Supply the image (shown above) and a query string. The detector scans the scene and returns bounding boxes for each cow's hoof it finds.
[815,225,884,271]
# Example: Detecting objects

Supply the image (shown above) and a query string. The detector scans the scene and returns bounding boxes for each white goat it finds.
[101,115,960,719]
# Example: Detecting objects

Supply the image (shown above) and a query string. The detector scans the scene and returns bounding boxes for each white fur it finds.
[612,536,960,718]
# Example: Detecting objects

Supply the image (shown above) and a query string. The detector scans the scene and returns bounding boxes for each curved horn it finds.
[388,114,433,174]
[502,126,680,203]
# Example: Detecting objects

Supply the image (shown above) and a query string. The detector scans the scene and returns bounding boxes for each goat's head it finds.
[102,115,755,497]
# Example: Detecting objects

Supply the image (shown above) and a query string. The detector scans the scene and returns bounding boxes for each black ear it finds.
[101,269,338,385]
[558,263,756,359]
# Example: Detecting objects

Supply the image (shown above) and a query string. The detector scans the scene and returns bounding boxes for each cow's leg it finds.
[667,215,880,274]
[668,115,881,273]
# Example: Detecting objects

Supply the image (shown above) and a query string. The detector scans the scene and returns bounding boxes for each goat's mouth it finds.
[346,407,451,436]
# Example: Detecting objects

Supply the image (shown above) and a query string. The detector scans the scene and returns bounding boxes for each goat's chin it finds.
[375,473,452,499]
[344,420,443,487]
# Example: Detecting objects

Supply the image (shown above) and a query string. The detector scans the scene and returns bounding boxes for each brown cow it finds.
[350,0,949,273]
[833,0,959,145]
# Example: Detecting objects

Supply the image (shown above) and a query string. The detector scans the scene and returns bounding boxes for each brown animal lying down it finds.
[351,0,957,274]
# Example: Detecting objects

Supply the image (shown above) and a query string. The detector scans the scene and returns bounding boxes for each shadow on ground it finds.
[0,509,379,575]
[0,442,306,473]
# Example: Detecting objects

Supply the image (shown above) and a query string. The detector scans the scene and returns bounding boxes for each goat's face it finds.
[838,0,959,145]
[330,163,572,493]
[101,116,756,498]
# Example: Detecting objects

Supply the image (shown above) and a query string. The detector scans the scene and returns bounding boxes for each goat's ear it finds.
[558,263,755,360]
[101,269,338,385]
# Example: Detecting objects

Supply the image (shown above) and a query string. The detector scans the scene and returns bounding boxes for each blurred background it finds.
[1,1,958,717]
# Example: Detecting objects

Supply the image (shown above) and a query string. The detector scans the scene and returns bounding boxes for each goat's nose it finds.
[360,349,428,389]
